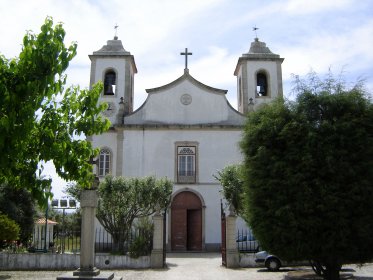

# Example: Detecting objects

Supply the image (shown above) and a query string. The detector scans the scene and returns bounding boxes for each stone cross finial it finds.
[114,23,119,40]
[180,48,192,69]
[253,25,259,39]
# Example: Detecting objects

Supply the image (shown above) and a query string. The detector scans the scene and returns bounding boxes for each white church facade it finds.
[88,35,284,251]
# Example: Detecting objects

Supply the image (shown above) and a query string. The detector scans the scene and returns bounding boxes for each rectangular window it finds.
[99,149,111,177]
[177,146,196,183]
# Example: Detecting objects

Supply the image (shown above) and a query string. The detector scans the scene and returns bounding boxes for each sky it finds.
[0,0,372,198]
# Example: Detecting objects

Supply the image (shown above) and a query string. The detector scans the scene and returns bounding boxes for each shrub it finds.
[0,212,20,249]
[128,217,154,258]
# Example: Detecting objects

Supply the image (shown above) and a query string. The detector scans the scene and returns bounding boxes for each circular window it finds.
[180,94,192,105]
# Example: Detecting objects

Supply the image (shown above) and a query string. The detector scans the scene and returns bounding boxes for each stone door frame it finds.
[168,188,206,251]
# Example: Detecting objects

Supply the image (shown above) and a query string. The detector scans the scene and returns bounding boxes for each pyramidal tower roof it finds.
[92,36,131,56]
[245,37,281,58]
[234,37,283,75]
[89,36,137,73]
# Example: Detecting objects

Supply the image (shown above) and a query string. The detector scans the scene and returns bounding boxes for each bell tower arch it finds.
[89,36,137,125]
[234,37,284,113]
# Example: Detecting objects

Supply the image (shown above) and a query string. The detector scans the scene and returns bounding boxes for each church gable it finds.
[123,71,245,126]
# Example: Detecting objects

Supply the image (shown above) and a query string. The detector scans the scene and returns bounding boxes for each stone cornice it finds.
[115,123,243,130]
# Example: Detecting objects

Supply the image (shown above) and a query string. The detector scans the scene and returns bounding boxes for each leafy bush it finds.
[0,212,20,249]
[128,217,154,258]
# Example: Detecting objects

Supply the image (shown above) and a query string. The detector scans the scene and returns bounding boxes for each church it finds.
[88,34,284,251]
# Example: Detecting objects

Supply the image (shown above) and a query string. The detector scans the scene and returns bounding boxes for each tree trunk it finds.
[324,264,340,280]
[112,229,130,254]
[112,233,122,253]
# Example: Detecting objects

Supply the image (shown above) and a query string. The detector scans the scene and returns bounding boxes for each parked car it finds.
[255,251,310,272]
[255,251,282,271]
[236,234,260,253]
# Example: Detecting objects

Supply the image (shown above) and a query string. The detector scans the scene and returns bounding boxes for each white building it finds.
[88,35,283,251]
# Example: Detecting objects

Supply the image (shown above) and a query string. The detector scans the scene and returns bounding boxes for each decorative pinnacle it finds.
[114,23,119,40]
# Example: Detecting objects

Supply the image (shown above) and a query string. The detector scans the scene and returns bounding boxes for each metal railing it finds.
[31,227,142,254]
[236,228,260,253]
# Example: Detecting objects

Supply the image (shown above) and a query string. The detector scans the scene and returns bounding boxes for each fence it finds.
[236,228,260,253]
[31,227,143,254]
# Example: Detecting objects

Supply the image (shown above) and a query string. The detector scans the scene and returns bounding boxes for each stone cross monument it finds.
[57,178,121,280]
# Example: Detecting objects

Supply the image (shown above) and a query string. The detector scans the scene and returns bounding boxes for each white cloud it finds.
[284,0,353,14]
[281,18,373,82]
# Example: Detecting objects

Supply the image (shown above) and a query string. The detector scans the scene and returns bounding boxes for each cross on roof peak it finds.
[180,48,192,70]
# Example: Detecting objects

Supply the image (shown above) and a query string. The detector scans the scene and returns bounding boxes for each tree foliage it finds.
[0,183,37,245]
[240,72,373,280]
[0,17,110,206]
[96,176,172,253]
[0,212,20,245]
[214,164,245,217]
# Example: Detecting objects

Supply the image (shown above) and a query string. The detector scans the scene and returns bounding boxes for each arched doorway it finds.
[171,191,202,251]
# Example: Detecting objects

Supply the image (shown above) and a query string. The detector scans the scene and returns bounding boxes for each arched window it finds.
[104,70,116,95]
[98,149,111,177]
[256,72,268,96]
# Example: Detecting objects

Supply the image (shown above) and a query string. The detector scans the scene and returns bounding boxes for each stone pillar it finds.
[73,189,100,276]
[226,214,239,268]
[151,213,164,268]
[57,187,120,280]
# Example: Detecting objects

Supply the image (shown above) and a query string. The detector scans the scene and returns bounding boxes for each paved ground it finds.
[0,253,372,280]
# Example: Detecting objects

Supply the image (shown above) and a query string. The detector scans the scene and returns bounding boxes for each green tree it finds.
[0,184,36,245]
[214,164,245,217]
[240,73,373,280]
[0,17,110,206]
[97,176,172,253]
[64,182,83,203]
[0,212,20,247]
[50,210,81,233]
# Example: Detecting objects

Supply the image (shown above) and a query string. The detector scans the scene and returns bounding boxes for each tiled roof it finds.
[35,218,58,225]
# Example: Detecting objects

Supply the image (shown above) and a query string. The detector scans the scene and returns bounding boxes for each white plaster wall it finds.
[144,80,229,124]
[94,58,128,124]
[122,128,243,244]
[0,253,150,270]
[245,61,280,107]
[122,129,243,181]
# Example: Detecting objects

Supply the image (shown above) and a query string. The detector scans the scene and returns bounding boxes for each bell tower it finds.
[234,37,284,113]
[89,35,137,125]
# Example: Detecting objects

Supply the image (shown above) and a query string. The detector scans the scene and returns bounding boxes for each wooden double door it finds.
[171,191,202,251]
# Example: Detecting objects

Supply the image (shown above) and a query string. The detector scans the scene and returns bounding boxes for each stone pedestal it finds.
[56,271,119,280]
[151,213,164,268]
[225,215,239,268]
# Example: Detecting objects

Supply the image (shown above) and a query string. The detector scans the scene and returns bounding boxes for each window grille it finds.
[177,146,196,183]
